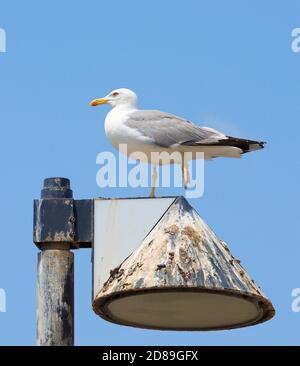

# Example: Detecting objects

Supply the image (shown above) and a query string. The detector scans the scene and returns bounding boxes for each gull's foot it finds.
[149,187,156,198]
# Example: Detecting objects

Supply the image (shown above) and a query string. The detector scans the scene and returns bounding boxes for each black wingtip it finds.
[259,141,267,148]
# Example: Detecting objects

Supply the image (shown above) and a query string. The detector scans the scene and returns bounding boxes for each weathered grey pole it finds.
[37,247,74,346]
[35,178,74,346]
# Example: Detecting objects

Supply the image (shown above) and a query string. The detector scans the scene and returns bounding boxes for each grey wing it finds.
[125,110,226,148]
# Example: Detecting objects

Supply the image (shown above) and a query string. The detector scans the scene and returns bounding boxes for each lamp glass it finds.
[105,290,262,330]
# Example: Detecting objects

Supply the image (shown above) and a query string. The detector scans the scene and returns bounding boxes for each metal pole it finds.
[35,178,74,346]
[37,247,74,346]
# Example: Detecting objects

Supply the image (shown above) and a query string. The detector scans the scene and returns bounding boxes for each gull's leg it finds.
[181,159,190,189]
[150,166,158,198]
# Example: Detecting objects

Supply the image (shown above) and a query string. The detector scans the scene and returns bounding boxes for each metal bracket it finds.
[33,178,93,249]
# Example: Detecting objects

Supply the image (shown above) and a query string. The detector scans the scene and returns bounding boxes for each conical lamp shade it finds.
[93,197,275,330]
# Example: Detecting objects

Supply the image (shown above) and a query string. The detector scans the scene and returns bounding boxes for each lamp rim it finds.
[93,286,275,331]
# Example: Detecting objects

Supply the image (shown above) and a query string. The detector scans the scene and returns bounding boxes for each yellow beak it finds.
[89,98,108,106]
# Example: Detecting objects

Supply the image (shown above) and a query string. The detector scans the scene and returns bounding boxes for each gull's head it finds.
[89,88,138,109]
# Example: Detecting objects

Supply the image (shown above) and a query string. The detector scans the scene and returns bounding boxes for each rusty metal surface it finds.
[93,196,275,330]
[33,177,93,249]
[74,199,94,248]
[34,198,76,246]
[41,177,73,199]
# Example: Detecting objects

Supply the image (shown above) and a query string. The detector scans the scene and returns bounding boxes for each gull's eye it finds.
[111,92,119,97]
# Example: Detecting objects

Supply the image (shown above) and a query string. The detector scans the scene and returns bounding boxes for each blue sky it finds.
[0,0,299,345]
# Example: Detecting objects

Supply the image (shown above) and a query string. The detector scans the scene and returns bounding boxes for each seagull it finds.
[90,88,265,197]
